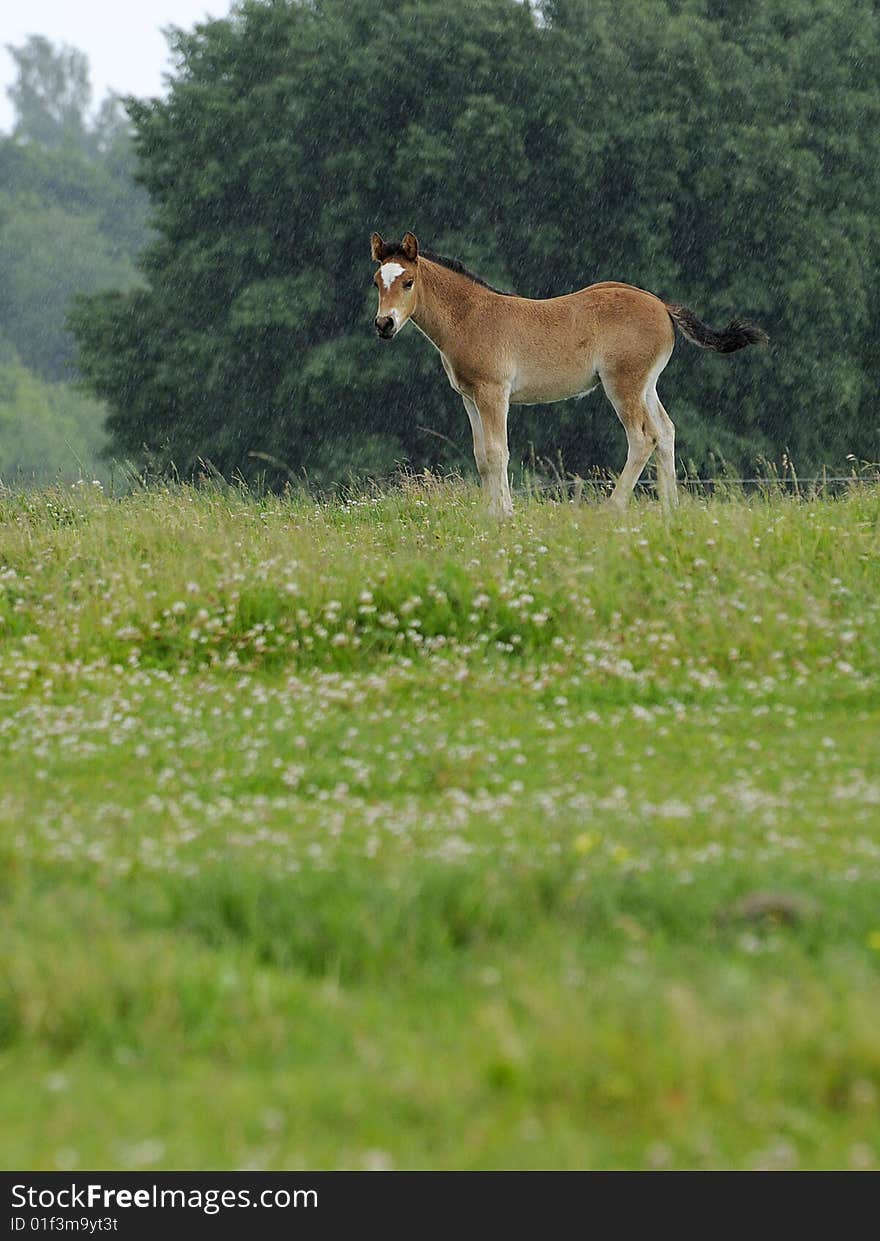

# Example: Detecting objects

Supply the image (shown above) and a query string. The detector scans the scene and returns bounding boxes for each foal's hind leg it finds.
[648,390,678,509]
[604,384,657,510]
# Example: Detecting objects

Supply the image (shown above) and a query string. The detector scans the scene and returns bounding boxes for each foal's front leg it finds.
[471,384,513,519]
[461,396,488,481]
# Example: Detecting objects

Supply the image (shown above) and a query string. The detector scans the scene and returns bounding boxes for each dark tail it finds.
[665,302,769,353]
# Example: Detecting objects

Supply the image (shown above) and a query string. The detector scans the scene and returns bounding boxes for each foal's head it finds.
[370,232,420,339]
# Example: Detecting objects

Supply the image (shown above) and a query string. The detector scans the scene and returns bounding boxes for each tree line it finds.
[15,1,880,486]
[0,36,149,481]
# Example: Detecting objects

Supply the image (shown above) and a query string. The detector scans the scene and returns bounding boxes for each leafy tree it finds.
[0,37,150,480]
[0,38,149,383]
[72,0,880,484]
[0,351,109,481]
[0,194,141,380]
[6,36,92,152]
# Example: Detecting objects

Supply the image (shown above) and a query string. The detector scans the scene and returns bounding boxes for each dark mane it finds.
[378,240,516,296]
[421,250,517,296]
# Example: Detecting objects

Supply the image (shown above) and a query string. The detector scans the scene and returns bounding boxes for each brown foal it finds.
[371,232,767,517]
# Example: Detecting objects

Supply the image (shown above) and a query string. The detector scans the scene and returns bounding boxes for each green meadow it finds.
[1,479,879,1170]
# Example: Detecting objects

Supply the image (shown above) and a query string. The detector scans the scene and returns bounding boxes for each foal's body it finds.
[371,233,767,517]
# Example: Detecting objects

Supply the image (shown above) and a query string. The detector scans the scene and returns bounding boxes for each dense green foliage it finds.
[0,353,108,482]
[1,483,879,1167]
[71,0,880,485]
[0,37,149,478]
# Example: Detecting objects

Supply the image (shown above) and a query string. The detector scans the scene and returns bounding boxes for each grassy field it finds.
[1,477,879,1170]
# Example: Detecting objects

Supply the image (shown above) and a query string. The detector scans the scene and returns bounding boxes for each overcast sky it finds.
[1,0,231,133]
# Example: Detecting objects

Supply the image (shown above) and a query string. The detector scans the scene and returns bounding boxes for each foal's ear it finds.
[370,232,385,261]
[401,232,419,261]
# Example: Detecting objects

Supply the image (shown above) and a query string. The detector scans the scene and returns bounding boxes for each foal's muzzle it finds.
[375,316,396,340]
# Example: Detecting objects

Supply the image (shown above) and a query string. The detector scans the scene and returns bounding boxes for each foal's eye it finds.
[403,280,414,289]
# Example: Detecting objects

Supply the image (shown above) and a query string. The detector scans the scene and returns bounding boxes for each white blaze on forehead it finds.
[379,262,406,290]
